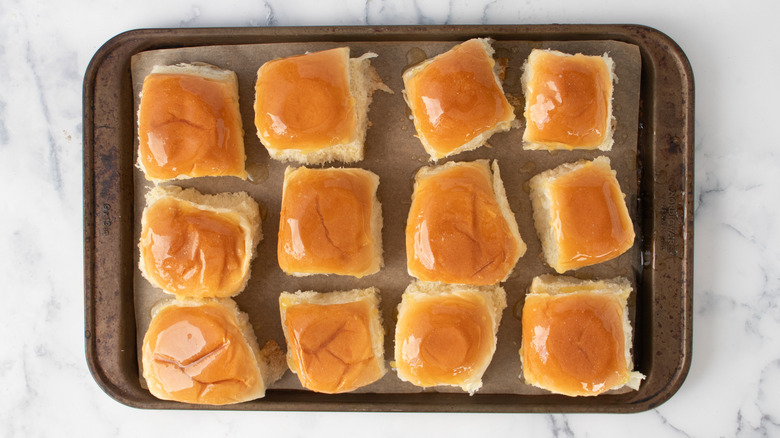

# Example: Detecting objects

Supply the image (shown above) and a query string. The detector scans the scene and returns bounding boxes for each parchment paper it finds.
[131,39,641,397]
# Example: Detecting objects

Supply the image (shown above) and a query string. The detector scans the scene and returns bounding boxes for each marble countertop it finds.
[2,0,779,436]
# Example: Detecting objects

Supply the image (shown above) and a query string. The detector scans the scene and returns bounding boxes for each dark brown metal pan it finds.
[83,24,693,413]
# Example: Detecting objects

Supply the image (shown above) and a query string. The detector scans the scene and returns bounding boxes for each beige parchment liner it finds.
[131,39,641,397]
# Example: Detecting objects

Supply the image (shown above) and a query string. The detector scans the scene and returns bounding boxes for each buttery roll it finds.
[277,166,383,278]
[137,62,247,181]
[520,275,644,396]
[406,160,525,285]
[279,288,386,393]
[142,298,286,405]
[254,47,391,165]
[394,281,507,395]
[522,49,616,151]
[138,185,261,298]
[402,38,516,160]
[529,156,634,273]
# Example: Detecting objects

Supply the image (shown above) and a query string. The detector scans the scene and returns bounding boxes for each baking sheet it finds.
[130,39,641,396]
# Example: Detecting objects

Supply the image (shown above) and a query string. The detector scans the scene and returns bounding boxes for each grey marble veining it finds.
[1,0,780,436]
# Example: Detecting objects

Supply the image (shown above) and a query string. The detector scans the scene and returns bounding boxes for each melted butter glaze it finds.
[143,302,259,404]
[141,197,247,298]
[522,292,627,396]
[277,167,377,277]
[284,300,381,393]
[138,73,246,180]
[550,160,634,271]
[396,293,492,387]
[524,51,612,149]
[254,47,356,150]
[406,39,514,154]
[406,162,519,285]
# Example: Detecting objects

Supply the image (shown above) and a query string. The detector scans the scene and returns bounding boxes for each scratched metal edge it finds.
[82,24,693,413]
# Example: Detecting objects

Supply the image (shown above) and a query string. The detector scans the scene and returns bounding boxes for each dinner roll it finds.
[254,47,391,165]
[402,38,516,160]
[142,298,286,405]
[394,281,507,395]
[137,62,247,182]
[279,288,386,393]
[406,160,525,285]
[138,185,261,298]
[520,275,644,396]
[522,49,616,151]
[529,156,634,273]
[277,166,383,278]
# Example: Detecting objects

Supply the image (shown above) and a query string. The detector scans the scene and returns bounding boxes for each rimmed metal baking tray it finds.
[83,24,693,413]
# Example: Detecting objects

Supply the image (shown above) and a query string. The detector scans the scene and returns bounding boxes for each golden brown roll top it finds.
[522,49,615,151]
[520,275,644,396]
[406,160,525,285]
[137,63,247,181]
[403,38,515,160]
[394,281,506,394]
[529,156,634,273]
[142,298,286,405]
[255,48,355,152]
[279,288,386,394]
[254,47,390,164]
[138,185,261,298]
[277,166,383,278]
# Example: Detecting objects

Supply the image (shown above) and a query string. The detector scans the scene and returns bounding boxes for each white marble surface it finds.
[1,0,779,436]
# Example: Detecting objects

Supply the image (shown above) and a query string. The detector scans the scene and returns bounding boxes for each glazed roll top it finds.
[406,160,524,285]
[278,167,382,278]
[137,63,247,181]
[522,49,615,150]
[394,282,506,394]
[142,299,282,405]
[521,275,644,396]
[279,288,386,393]
[138,186,260,298]
[403,38,515,158]
[529,157,634,273]
[255,48,356,151]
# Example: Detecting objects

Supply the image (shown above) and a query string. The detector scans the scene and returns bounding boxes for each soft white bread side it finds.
[259,50,392,165]
[521,275,644,394]
[278,287,386,393]
[138,185,262,298]
[137,62,247,182]
[402,38,516,161]
[489,160,527,268]
[529,159,576,272]
[149,62,240,81]
[521,49,616,151]
[142,298,286,405]
[394,281,507,395]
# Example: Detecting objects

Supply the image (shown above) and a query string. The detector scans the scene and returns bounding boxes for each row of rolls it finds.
[135,37,643,405]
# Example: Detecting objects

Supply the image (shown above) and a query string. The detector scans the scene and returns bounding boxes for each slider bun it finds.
[279,288,386,393]
[520,275,644,396]
[402,38,516,160]
[137,62,247,182]
[521,49,616,151]
[142,298,286,405]
[138,185,261,298]
[529,156,634,273]
[406,159,525,285]
[394,281,507,394]
[277,166,383,278]
[254,47,391,165]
